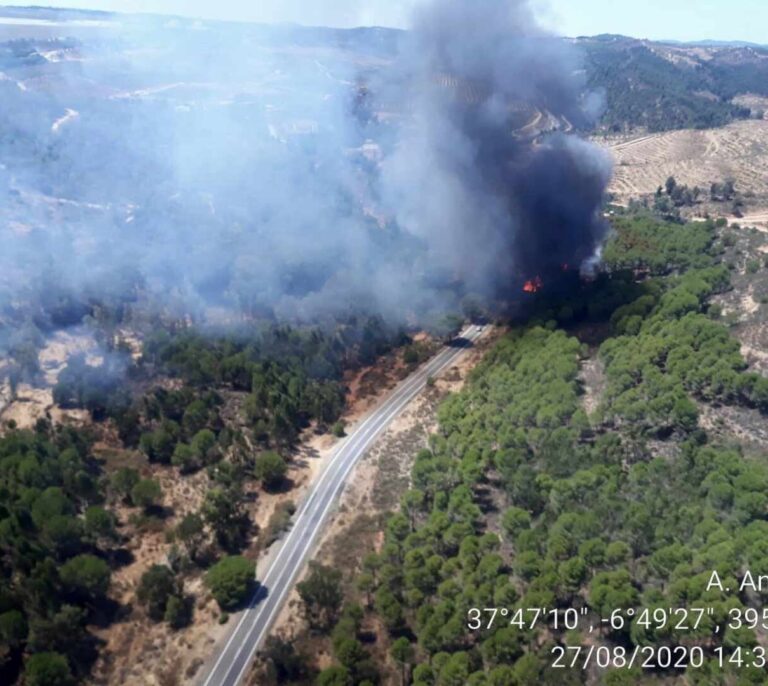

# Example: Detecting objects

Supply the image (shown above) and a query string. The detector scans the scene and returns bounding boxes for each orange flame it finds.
[523,276,543,293]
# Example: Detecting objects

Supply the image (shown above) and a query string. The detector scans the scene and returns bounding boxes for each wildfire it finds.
[523,276,543,294]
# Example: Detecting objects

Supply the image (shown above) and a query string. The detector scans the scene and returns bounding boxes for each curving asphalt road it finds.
[198,325,488,686]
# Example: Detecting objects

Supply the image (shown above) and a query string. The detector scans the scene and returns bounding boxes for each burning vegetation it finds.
[523,276,544,293]
[0,2,616,685]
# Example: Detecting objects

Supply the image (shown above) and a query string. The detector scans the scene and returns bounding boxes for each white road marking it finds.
[200,326,486,686]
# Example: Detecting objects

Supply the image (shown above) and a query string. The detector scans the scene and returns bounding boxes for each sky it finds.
[8,0,768,43]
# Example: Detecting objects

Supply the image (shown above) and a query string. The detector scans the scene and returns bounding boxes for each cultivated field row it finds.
[598,120,768,202]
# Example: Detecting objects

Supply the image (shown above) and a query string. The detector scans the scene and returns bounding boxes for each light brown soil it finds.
[88,439,328,685]
[0,327,102,430]
[87,332,477,685]
[38,328,103,384]
[342,349,413,423]
[579,357,606,418]
[703,224,768,445]
[0,382,89,429]
[732,94,768,118]
[699,404,768,453]
[87,445,230,686]
[730,212,768,229]
[599,120,768,212]
[248,327,500,685]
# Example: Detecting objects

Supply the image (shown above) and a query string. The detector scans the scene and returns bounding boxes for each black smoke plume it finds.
[381,0,612,301]
[0,0,611,350]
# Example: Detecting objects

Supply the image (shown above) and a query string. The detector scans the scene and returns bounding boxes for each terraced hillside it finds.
[602,119,768,207]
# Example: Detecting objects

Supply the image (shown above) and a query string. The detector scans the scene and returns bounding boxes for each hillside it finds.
[579,34,768,132]
[3,9,768,137]
[265,209,768,686]
[3,6,768,686]
[602,120,768,206]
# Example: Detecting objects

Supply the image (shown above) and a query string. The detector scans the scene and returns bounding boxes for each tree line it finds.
[278,210,768,685]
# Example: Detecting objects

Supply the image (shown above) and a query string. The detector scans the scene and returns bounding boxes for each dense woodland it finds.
[3,199,768,686]
[582,37,767,132]
[0,315,418,685]
[4,15,768,686]
[267,211,768,685]
[4,202,768,685]
[0,425,111,685]
[49,317,411,450]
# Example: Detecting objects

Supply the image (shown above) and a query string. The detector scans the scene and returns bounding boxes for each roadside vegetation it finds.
[0,315,422,685]
[271,209,768,685]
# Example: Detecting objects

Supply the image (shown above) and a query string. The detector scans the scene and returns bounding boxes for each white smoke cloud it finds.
[42,0,429,28]
[0,0,610,345]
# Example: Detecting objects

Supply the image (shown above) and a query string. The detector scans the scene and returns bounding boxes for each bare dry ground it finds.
[0,326,450,684]
[733,94,768,118]
[68,332,476,685]
[87,447,238,686]
[247,328,500,686]
[598,120,768,217]
[578,356,606,419]
[86,340,453,685]
[0,328,99,430]
[700,224,768,449]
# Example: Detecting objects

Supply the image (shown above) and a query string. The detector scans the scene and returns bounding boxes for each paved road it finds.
[199,325,487,686]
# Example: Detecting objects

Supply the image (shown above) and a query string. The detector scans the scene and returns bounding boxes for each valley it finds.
[2,5,768,686]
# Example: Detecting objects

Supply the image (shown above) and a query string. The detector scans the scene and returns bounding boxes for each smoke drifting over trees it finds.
[0,0,611,333]
[382,0,612,296]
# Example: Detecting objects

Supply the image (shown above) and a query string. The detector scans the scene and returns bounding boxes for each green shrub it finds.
[137,565,178,621]
[254,451,287,490]
[205,555,255,610]
[25,652,74,686]
[60,554,111,600]
[131,478,162,510]
[263,501,296,548]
